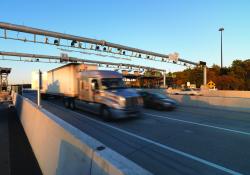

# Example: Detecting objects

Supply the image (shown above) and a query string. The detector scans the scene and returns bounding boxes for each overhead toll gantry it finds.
[0,22,200,66]
[0,51,165,72]
[0,22,207,85]
[0,51,166,88]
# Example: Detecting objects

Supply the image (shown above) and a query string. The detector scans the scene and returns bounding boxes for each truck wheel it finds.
[101,107,112,122]
[41,93,46,100]
[69,100,75,110]
[63,98,70,108]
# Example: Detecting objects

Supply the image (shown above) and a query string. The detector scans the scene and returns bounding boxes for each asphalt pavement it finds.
[23,92,250,175]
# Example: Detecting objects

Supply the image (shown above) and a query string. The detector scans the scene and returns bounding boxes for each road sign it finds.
[207,81,216,89]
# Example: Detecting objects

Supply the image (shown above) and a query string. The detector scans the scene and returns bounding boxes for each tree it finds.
[174,67,203,88]
[144,70,162,77]
[173,59,250,90]
[215,75,243,90]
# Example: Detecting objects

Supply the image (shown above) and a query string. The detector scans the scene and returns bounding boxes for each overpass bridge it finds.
[1,22,249,175]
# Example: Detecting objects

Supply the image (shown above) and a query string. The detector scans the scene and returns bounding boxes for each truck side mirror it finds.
[91,82,95,90]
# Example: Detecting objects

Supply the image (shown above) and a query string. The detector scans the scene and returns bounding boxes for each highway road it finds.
[23,92,250,175]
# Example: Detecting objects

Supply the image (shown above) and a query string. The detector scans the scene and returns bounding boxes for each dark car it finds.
[138,91,177,110]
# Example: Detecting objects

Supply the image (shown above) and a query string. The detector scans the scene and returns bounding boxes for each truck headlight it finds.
[112,102,124,109]
[119,96,126,107]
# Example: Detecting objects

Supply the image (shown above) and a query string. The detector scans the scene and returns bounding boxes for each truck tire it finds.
[101,106,112,122]
[69,100,75,110]
[41,93,47,100]
[63,98,70,108]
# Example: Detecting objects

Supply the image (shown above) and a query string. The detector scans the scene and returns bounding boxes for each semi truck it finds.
[40,63,142,120]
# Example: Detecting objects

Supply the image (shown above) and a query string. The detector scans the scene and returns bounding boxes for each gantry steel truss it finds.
[0,51,166,72]
[0,22,208,85]
[0,22,204,67]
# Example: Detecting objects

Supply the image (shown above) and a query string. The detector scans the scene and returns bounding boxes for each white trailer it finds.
[42,63,97,97]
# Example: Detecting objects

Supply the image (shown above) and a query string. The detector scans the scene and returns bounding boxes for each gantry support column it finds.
[203,65,207,86]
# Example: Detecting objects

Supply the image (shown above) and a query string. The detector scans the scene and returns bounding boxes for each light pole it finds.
[218,27,224,68]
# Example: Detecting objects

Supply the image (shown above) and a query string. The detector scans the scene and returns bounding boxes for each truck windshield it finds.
[101,78,125,90]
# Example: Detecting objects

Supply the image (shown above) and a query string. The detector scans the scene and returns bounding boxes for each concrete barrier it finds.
[12,92,152,175]
[168,94,250,113]
[201,90,250,98]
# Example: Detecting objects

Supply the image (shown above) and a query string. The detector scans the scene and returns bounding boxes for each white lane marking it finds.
[145,113,250,136]
[44,100,242,175]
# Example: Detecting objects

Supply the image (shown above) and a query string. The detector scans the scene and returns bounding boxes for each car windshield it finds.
[152,93,167,99]
[101,78,125,90]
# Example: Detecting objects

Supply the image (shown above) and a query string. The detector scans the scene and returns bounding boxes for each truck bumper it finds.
[110,107,142,119]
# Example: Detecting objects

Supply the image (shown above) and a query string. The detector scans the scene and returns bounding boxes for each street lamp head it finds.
[219,27,224,31]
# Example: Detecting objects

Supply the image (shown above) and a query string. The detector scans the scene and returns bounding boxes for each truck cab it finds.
[75,70,142,120]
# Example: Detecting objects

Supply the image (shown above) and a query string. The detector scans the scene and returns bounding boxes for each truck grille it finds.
[126,97,139,107]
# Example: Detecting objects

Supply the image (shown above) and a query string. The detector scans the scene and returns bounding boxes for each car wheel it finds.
[167,106,175,111]
[157,105,164,110]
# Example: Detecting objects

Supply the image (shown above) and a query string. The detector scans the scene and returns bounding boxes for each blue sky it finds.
[1,0,250,83]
